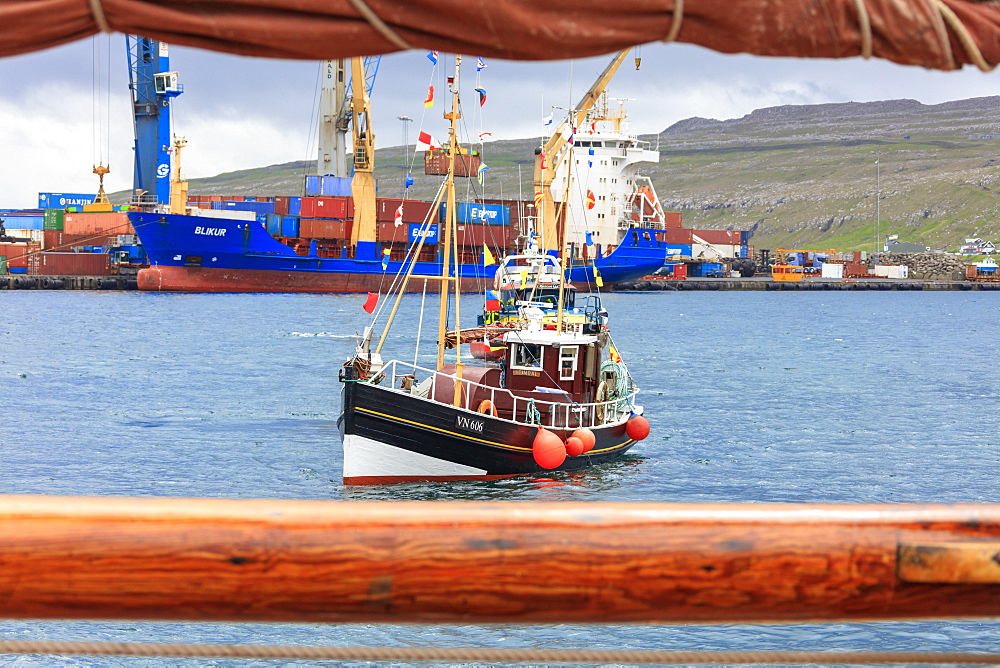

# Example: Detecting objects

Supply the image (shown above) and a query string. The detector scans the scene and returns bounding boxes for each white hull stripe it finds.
[343,434,488,479]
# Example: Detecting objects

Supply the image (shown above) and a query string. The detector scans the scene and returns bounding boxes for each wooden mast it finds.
[436,55,463,371]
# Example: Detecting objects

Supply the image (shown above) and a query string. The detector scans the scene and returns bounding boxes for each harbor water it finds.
[0,290,998,665]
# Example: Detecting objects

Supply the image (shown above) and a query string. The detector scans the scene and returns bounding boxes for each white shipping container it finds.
[873,265,909,279]
[192,209,258,221]
[821,263,844,279]
[6,229,44,243]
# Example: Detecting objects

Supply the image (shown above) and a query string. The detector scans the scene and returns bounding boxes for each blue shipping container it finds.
[288,197,302,217]
[37,193,96,209]
[439,202,510,226]
[664,244,693,258]
[281,217,300,238]
[264,214,282,236]
[408,223,439,245]
[304,176,352,198]
[2,215,43,230]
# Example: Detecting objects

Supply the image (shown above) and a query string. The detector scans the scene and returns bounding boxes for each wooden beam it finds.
[0,496,997,623]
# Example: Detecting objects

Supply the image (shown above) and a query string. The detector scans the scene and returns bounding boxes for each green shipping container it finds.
[0,256,7,275]
[43,209,65,231]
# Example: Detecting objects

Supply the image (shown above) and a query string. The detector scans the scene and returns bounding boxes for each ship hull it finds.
[339,379,637,485]
[131,212,666,293]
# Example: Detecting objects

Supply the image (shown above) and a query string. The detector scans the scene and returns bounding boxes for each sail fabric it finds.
[1,0,1000,71]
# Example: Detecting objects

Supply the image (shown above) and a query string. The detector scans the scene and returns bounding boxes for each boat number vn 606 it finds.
[455,415,485,433]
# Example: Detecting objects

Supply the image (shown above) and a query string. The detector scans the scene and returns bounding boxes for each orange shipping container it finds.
[658,228,693,244]
[62,212,133,236]
[30,252,111,276]
[300,218,349,239]
[663,211,683,228]
[300,197,348,219]
[0,243,30,269]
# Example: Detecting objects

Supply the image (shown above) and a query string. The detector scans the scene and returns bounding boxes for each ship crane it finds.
[127,36,183,208]
[533,49,630,253]
[318,56,381,178]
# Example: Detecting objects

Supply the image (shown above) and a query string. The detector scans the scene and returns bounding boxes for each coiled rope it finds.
[0,641,996,664]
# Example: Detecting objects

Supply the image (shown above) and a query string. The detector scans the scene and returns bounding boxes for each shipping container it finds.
[273,197,290,216]
[439,202,510,226]
[300,197,348,220]
[657,228,693,244]
[301,218,349,239]
[192,210,258,221]
[821,263,844,279]
[210,201,275,215]
[664,244,693,258]
[262,214,283,236]
[691,229,743,245]
[872,265,909,279]
[424,149,481,177]
[6,230,45,243]
[3,215,44,230]
[29,252,112,276]
[663,211,683,228]
[288,197,302,217]
[376,222,408,243]
[280,217,300,238]
[374,198,435,224]
[453,223,512,247]
[43,209,65,230]
[37,193,97,209]
[304,175,352,197]
[0,244,30,269]
[63,212,133,236]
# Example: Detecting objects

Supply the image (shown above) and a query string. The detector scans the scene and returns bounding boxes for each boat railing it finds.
[374,360,638,430]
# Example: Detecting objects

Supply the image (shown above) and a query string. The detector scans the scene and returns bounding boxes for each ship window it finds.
[559,346,578,380]
[512,343,543,369]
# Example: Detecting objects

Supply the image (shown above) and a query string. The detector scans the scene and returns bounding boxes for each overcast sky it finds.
[1,37,999,208]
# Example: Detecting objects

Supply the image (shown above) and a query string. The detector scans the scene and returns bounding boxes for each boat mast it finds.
[436,55,463,370]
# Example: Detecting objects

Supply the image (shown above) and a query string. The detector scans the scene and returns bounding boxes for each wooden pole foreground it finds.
[0,495,997,623]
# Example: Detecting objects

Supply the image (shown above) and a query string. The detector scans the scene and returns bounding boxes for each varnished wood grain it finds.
[0,496,996,622]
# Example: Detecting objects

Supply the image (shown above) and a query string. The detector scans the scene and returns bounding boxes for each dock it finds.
[613,277,1000,291]
[0,275,139,290]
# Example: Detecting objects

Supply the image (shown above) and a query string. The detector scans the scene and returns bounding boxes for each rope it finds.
[850,0,872,59]
[931,0,994,72]
[345,0,412,50]
[525,398,541,425]
[0,641,995,664]
[663,0,684,44]
[87,0,112,33]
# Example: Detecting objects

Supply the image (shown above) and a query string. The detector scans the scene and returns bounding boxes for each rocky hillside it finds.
[149,96,1000,253]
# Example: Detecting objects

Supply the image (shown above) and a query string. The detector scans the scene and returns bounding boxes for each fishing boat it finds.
[128,50,668,293]
[338,55,649,485]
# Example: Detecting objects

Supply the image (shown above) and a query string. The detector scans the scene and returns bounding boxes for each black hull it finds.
[339,380,637,485]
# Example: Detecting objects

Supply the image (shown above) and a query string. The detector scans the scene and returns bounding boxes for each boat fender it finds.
[565,436,585,457]
[571,428,596,453]
[476,399,497,417]
[532,428,566,469]
[625,415,650,441]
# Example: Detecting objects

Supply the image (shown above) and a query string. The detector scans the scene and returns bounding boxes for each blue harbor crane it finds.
[127,36,182,207]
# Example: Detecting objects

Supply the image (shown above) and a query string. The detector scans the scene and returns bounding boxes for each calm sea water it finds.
[0,290,998,665]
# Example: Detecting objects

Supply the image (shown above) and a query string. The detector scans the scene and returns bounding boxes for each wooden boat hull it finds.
[339,379,637,485]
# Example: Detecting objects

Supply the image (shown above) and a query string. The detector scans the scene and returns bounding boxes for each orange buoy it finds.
[565,436,585,457]
[571,428,596,453]
[532,429,566,469]
[625,415,650,441]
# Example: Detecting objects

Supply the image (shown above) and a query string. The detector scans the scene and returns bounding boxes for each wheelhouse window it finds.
[512,343,543,369]
[559,346,579,380]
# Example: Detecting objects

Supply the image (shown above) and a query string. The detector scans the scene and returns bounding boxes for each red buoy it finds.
[565,436,585,457]
[571,428,596,453]
[532,429,566,469]
[625,415,650,441]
